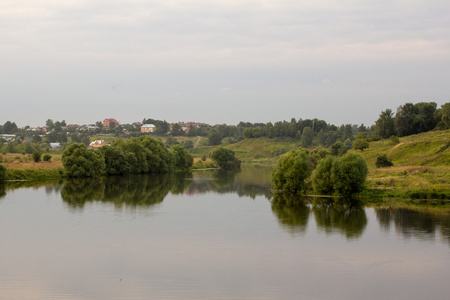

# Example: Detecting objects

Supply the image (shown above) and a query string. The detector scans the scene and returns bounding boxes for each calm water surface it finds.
[1,167,449,300]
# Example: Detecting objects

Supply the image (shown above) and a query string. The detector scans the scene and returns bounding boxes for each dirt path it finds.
[193,136,202,148]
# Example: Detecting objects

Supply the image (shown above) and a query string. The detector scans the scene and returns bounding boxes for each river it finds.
[0,166,449,300]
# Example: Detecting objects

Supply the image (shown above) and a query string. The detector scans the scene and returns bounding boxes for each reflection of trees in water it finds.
[186,169,272,200]
[0,184,5,199]
[312,198,368,239]
[61,173,192,210]
[375,207,450,245]
[271,193,310,235]
[271,195,367,239]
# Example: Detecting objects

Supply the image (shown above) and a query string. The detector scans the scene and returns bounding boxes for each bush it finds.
[43,154,52,162]
[375,154,393,168]
[170,145,194,171]
[32,151,42,162]
[62,143,105,177]
[331,153,368,196]
[271,148,312,194]
[389,135,400,145]
[312,156,335,195]
[0,164,6,182]
[352,138,369,151]
[211,147,241,169]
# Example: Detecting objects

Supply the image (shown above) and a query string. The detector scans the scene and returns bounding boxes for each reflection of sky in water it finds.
[1,181,450,299]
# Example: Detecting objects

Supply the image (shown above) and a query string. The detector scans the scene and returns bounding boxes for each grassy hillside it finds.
[358,129,450,168]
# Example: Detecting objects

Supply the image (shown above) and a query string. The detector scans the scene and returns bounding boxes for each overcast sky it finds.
[1,0,449,127]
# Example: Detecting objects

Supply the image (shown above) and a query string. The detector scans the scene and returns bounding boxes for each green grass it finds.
[5,167,65,181]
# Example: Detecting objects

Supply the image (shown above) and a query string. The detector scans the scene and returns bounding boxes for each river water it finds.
[0,166,449,300]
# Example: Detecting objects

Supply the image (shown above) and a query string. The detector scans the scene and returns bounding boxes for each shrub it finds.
[170,145,194,171]
[43,154,52,162]
[389,135,400,145]
[352,138,369,151]
[211,147,241,169]
[32,151,42,162]
[271,148,312,194]
[0,164,6,182]
[312,156,335,195]
[375,154,393,168]
[331,153,368,196]
[62,143,105,177]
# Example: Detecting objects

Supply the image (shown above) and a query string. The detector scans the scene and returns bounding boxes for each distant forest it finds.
[1,101,449,154]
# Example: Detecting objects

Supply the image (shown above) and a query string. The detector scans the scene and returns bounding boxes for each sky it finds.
[1,0,449,127]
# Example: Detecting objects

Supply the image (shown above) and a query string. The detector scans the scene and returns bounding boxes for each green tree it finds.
[330,141,347,156]
[170,145,194,171]
[43,154,52,162]
[331,153,368,196]
[32,151,42,162]
[208,129,223,145]
[312,156,335,195]
[352,138,369,151]
[441,102,450,128]
[62,143,105,177]
[300,127,314,148]
[170,123,185,136]
[181,139,194,149]
[98,146,131,175]
[2,121,18,134]
[375,109,396,139]
[211,148,241,169]
[271,148,312,194]
[165,136,179,147]
[0,164,6,183]
[375,154,393,168]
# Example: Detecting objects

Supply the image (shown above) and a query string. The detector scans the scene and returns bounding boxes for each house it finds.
[88,140,108,149]
[50,143,62,150]
[103,118,119,127]
[141,124,156,133]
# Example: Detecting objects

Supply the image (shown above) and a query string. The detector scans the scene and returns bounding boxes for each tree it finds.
[43,154,52,162]
[375,154,393,168]
[271,148,312,194]
[352,138,369,151]
[0,164,6,182]
[32,151,42,162]
[441,102,450,128]
[312,156,335,195]
[330,141,347,156]
[171,123,185,136]
[62,143,105,177]
[208,129,222,145]
[375,109,395,139]
[46,119,54,131]
[300,127,314,148]
[331,153,368,196]
[98,146,131,175]
[2,121,18,134]
[211,148,241,169]
[170,145,194,171]
[165,136,179,147]
[181,139,194,149]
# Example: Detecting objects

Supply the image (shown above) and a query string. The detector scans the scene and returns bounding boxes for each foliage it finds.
[442,103,450,128]
[62,143,105,177]
[352,138,369,151]
[330,141,347,156]
[271,148,312,194]
[375,154,393,168]
[32,151,42,162]
[389,135,400,145]
[170,145,194,171]
[375,109,396,139]
[300,127,314,148]
[208,129,223,145]
[312,156,335,195]
[331,153,368,196]
[211,147,241,169]
[165,136,179,147]
[98,146,131,175]
[5,167,64,181]
[0,164,6,182]
[181,139,194,149]
[43,154,52,161]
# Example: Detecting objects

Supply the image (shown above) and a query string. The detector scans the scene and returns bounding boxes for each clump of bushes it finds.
[210,148,241,169]
[32,151,42,162]
[0,164,6,182]
[43,154,52,162]
[375,154,393,168]
[271,149,368,197]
